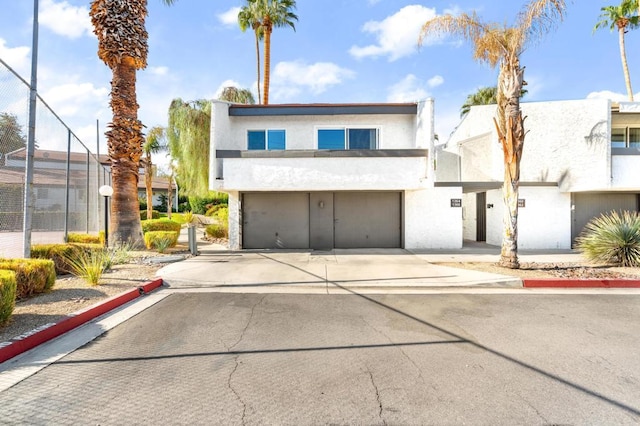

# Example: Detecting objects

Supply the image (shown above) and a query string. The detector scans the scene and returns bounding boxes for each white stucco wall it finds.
[446,99,613,192]
[227,190,241,250]
[218,157,429,191]
[611,155,640,189]
[404,187,463,249]
[483,187,571,249]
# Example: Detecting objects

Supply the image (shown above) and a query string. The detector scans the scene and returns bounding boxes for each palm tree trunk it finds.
[107,57,145,247]
[618,26,634,101]
[263,27,272,105]
[496,59,525,269]
[255,30,262,105]
[167,176,172,220]
[145,154,153,220]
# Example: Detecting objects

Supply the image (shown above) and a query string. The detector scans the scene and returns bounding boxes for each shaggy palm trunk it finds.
[145,154,153,220]
[167,175,173,220]
[496,59,525,269]
[254,29,262,104]
[263,24,272,105]
[618,25,634,101]
[108,57,145,247]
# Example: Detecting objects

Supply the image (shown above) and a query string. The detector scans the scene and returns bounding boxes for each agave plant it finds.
[576,210,640,267]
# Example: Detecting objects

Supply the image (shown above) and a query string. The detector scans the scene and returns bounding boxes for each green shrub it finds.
[576,210,640,267]
[182,211,194,226]
[140,210,161,220]
[205,204,227,217]
[0,270,17,326]
[0,259,56,299]
[67,232,102,245]
[141,218,181,234]
[189,193,229,214]
[206,224,228,239]
[31,244,83,275]
[144,231,179,252]
[63,249,111,286]
[214,206,229,223]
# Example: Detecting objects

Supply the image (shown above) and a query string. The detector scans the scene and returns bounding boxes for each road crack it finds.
[366,368,386,425]
[226,295,267,425]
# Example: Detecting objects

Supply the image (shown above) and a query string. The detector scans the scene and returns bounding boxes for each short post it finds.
[188,225,197,255]
[98,185,113,247]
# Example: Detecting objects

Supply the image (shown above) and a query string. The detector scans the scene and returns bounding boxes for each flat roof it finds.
[229,103,418,116]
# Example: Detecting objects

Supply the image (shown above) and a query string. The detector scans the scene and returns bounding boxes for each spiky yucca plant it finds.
[576,210,640,267]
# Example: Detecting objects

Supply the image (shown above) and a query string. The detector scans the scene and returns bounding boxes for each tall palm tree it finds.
[142,126,166,220]
[461,86,528,117]
[255,0,298,105]
[238,1,264,104]
[419,0,566,269]
[89,0,176,247]
[219,86,256,104]
[594,1,638,101]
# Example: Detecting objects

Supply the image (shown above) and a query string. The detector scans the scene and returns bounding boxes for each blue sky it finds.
[1,0,638,168]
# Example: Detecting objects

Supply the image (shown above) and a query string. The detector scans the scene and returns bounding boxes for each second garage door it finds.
[242,192,402,249]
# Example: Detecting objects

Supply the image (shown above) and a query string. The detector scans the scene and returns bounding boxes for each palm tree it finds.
[219,86,256,104]
[254,0,298,105]
[142,126,166,220]
[461,86,528,117]
[89,0,176,247]
[419,0,566,269]
[594,1,638,101]
[238,1,264,104]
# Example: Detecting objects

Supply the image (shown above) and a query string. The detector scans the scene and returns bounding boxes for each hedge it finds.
[141,218,181,234]
[0,258,56,299]
[140,210,161,221]
[144,231,179,251]
[31,243,103,275]
[67,232,104,245]
[206,224,228,239]
[0,270,17,326]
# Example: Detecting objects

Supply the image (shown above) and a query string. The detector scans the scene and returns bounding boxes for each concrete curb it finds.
[0,279,163,364]
[523,278,640,288]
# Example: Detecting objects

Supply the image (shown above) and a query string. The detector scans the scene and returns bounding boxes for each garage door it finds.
[572,193,639,244]
[334,192,401,248]
[243,193,310,249]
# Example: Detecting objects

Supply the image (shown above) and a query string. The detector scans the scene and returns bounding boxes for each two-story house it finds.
[437,98,640,249]
[209,100,463,250]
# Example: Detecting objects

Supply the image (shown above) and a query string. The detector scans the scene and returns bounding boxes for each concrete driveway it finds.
[158,249,521,293]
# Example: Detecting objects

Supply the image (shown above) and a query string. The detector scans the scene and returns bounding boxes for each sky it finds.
[1,0,639,170]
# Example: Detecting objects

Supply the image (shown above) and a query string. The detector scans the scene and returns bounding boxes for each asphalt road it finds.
[1,291,639,425]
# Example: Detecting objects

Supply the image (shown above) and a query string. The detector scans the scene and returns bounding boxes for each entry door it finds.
[334,192,401,248]
[309,192,334,249]
[476,192,487,242]
[243,193,310,249]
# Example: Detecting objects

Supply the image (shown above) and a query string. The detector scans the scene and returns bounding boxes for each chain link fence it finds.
[0,58,111,258]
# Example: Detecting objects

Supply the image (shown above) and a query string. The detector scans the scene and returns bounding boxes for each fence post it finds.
[63,129,71,242]
[22,0,39,259]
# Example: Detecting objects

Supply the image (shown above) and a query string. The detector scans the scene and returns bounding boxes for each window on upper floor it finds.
[612,126,640,148]
[317,127,378,150]
[247,130,286,150]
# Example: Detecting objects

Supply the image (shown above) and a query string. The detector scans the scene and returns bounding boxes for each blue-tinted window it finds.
[248,130,285,150]
[248,130,266,150]
[318,129,345,150]
[267,130,286,150]
[348,129,377,149]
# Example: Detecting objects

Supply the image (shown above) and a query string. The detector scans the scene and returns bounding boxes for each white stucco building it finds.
[437,98,640,249]
[209,100,463,250]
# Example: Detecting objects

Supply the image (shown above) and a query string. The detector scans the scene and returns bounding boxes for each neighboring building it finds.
[437,98,640,249]
[209,100,463,250]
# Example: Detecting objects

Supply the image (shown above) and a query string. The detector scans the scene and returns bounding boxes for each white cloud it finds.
[586,90,640,101]
[349,5,437,62]
[148,66,169,76]
[41,82,109,117]
[218,7,241,26]
[271,61,356,99]
[427,75,444,88]
[0,38,30,74]
[40,0,92,39]
[387,74,432,102]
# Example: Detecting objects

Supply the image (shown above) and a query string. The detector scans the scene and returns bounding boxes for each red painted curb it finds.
[0,278,164,364]
[523,278,640,288]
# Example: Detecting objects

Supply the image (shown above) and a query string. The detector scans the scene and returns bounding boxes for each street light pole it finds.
[99,185,113,247]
